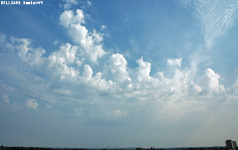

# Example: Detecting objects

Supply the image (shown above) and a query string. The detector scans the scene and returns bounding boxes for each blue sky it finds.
[1,0,238,148]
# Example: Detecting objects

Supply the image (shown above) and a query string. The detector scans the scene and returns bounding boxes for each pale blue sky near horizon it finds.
[0,0,238,148]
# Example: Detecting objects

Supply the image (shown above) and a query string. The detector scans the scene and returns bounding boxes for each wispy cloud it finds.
[62,0,78,9]
[180,0,238,49]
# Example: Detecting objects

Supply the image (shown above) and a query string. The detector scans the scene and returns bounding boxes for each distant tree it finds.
[0,145,4,150]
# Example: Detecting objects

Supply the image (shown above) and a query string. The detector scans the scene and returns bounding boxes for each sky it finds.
[0,0,238,148]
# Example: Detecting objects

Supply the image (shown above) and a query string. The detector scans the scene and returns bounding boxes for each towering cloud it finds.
[109,53,131,83]
[136,57,152,82]
[60,9,105,63]
[204,68,225,93]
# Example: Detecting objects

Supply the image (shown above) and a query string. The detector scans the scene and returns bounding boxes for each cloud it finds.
[87,1,91,6]
[101,25,107,31]
[0,8,236,135]
[53,39,59,46]
[60,9,84,27]
[204,68,225,93]
[1,4,238,147]
[136,57,152,82]
[47,43,80,81]
[109,53,131,84]
[50,43,77,64]
[1,94,10,104]
[180,0,238,49]
[169,69,190,93]
[167,57,182,67]
[59,9,105,63]
[113,109,127,117]
[62,0,78,9]
[10,37,46,67]
[0,26,229,106]
[82,64,93,81]
[26,99,38,109]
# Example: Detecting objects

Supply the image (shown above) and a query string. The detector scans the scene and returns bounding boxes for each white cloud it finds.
[109,53,131,83]
[167,57,182,67]
[1,31,236,144]
[62,0,78,9]
[1,32,229,104]
[87,1,91,6]
[1,5,238,147]
[89,72,113,91]
[26,99,38,109]
[82,64,93,81]
[55,43,77,64]
[10,37,46,67]
[180,0,238,49]
[169,69,190,93]
[136,57,152,82]
[60,9,85,27]
[191,80,202,93]
[10,37,31,61]
[1,8,236,136]
[113,109,127,117]
[101,25,107,31]
[60,9,105,63]
[232,78,238,89]
[47,43,79,81]
[204,68,225,93]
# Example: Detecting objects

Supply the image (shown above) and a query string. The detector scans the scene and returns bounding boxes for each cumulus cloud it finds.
[169,69,190,93]
[136,57,152,82]
[10,37,46,67]
[109,53,131,83]
[1,4,238,147]
[50,43,77,64]
[0,31,229,104]
[204,68,225,93]
[26,99,38,109]
[82,64,93,81]
[0,8,235,129]
[60,9,105,63]
[47,43,79,81]
[167,57,182,67]
[1,30,236,139]
[60,9,84,27]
